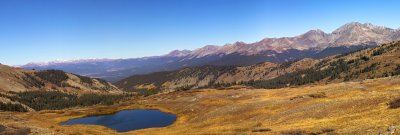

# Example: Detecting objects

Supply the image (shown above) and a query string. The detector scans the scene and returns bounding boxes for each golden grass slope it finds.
[0,64,121,94]
[1,76,400,134]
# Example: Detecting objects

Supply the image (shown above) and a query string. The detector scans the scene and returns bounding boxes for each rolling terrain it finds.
[2,0,400,134]
[2,76,400,134]
[116,41,400,94]
[0,64,120,93]
[1,38,400,135]
[115,58,320,92]
[0,64,127,113]
[2,23,400,135]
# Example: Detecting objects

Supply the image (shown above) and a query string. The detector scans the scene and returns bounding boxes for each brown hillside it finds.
[0,64,121,94]
[115,59,319,93]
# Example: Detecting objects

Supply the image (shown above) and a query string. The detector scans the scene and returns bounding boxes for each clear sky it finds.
[1,0,400,65]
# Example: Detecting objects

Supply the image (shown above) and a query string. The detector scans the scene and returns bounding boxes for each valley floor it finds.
[2,77,400,135]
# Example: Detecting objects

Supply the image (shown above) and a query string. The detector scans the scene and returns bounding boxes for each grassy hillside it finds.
[0,90,126,113]
[115,59,319,93]
[115,65,236,93]
[0,91,130,112]
[0,65,125,112]
[3,76,400,134]
[250,41,400,89]
[0,65,121,94]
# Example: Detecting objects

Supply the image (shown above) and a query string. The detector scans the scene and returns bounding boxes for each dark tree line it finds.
[73,74,113,90]
[74,74,93,84]
[133,89,159,97]
[241,59,350,89]
[176,85,195,91]
[195,59,352,90]
[35,70,69,87]
[361,63,378,73]
[0,91,131,111]
[0,102,27,112]
[22,73,45,88]
[33,70,112,90]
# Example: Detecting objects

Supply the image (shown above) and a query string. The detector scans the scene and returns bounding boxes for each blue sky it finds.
[1,0,400,65]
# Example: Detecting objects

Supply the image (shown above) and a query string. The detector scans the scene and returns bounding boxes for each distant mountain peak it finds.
[333,22,363,34]
[327,22,399,47]
[165,49,192,57]
[163,22,399,58]
[340,22,378,28]
[345,22,363,26]
[333,22,393,34]
[301,29,327,38]
[19,58,115,67]
[306,29,325,34]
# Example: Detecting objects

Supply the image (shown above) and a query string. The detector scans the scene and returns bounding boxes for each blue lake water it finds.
[61,109,177,132]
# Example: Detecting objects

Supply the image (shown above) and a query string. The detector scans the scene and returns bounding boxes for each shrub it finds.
[252,127,272,132]
[247,59,350,89]
[372,48,385,56]
[290,93,326,100]
[361,63,378,73]
[0,124,6,132]
[321,128,335,133]
[176,85,194,91]
[361,56,370,61]
[347,59,355,64]
[281,130,305,135]
[14,128,31,135]
[308,92,327,98]
[388,98,400,109]
[393,65,400,76]
[309,128,335,135]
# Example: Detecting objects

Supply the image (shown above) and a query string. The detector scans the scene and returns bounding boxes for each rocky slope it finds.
[180,22,400,57]
[21,22,400,82]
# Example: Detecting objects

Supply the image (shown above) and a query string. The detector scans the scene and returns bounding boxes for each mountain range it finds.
[116,40,400,93]
[20,22,400,82]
